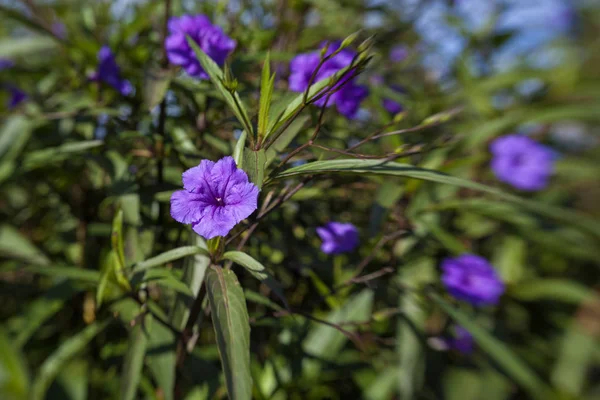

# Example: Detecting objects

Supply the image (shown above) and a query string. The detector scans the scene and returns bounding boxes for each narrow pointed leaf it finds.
[273,159,600,239]
[132,246,210,274]
[186,37,253,136]
[206,266,252,400]
[222,251,288,308]
[30,319,111,400]
[120,313,150,400]
[242,148,266,189]
[233,130,247,167]
[258,52,274,138]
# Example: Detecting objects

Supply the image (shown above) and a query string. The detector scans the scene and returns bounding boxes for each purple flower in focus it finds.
[7,87,27,109]
[390,45,408,62]
[288,41,369,119]
[490,134,555,191]
[441,254,504,307]
[90,46,133,96]
[0,59,14,70]
[447,326,474,354]
[170,156,259,239]
[165,15,236,79]
[316,222,359,255]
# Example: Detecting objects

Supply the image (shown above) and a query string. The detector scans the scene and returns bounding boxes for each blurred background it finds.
[0,0,599,399]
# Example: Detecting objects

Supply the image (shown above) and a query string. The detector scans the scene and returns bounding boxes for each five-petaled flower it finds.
[90,46,133,96]
[441,254,504,307]
[170,156,259,239]
[490,134,555,191]
[288,41,368,119]
[316,222,359,255]
[165,14,236,79]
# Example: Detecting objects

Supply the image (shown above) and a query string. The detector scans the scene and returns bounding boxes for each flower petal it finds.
[170,190,211,224]
[182,159,216,193]
[192,206,237,239]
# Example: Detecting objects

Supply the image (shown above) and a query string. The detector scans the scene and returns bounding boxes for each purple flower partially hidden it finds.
[7,87,27,109]
[0,58,14,70]
[382,85,404,115]
[165,14,236,79]
[288,41,368,119]
[441,254,504,307]
[170,156,259,239]
[448,326,474,354]
[490,134,555,191]
[389,45,408,62]
[90,46,133,96]
[316,222,359,255]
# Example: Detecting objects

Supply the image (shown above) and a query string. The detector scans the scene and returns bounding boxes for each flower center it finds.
[215,197,224,205]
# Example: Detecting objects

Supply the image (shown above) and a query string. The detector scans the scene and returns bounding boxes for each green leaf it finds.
[430,293,552,400]
[552,320,596,397]
[397,257,435,399]
[0,225,49,265]
[25,265,101,283]
[147,321,177,400]
[30,319,111,400]
[0,36,57,58]
[0,5,61,38]
[266,63,355,136]
[222,251,288,308]
[242,148,266,189]
[510,279,599,304]
[172,127,201,156]
[97,251,118,308]
[273,159,600,239]
[10,282,74,348]
[120,313,150,400]
[132,246,211,274]
[258,53,275,139]
[111,210,131,291]
[265,115,309,166]
[144,68,175,111]
[0,328,29,400]
[142,269,193,296]
[206,266,252,400]
[233,130,247,167]
[303,289,373,377]
[0,117,34,164]
[23,140,104,171]
[186,37,254,136]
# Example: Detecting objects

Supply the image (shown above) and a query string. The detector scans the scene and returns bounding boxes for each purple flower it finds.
[389,45,408,62]
[316,222,359,255]
[382,85,404,115]
[165,15,236,79]
[288,41,368,119]
[170,156,259,239]
[90,46,133,96]
[7,87,27,109]
[0,58,14,70]
[447,326,474,354]
[441,254,504,307]
[490,134,555,191]
[52,22,67,39]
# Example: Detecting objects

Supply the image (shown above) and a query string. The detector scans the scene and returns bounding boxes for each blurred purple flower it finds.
[382,85,404,115]
[441,254,504,307]
[52,22,67,39]
[165,14,236,79]
[170,156,259,239]
[316,222,359,255]
[490,134,555,191]
[389,45,408,62]
[7,87,27,109]
[288,41,368,119]
[90,46,133,96]
[447,326,474,354]
[0,59,14,70]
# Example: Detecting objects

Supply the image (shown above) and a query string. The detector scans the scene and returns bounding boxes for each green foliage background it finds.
[0,1,599,399]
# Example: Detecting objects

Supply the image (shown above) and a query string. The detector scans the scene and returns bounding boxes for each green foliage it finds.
[1,1,599,399]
